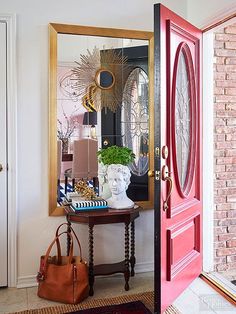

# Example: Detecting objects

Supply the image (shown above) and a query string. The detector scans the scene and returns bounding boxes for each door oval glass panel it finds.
[173,44,196,195]
[121,67,149,176]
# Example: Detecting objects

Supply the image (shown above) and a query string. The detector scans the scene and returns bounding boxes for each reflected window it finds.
[121,68,149,176]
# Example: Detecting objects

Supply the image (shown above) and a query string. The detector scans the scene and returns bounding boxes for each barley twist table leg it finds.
[130,221,136,276]
[89,224,94,296]
[124,222,130,291]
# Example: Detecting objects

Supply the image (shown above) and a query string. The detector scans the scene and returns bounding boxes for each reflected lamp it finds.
[83,111,97,139]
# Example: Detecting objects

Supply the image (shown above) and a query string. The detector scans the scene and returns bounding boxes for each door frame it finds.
[202,30,215,273]
[0,13,17,287]
[202,16,236,274]
[202,17,236,303]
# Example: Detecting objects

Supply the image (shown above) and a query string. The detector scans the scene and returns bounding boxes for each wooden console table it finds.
[65,207,140,296]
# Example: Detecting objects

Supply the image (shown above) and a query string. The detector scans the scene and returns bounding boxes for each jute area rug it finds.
[9,291,180,314]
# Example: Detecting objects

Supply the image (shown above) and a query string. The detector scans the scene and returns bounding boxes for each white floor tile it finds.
[201,293,236,313]
[173,287,217,314]
[0,287,27,314]
[189,277,219,295]
[188,277,236,313]
[0,273,154,312]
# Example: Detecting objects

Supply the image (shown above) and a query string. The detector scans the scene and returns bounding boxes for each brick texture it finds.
[214,25,236,272]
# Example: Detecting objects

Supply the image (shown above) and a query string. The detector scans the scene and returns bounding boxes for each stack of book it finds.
[66,193,108,211]
[71,199,108,211]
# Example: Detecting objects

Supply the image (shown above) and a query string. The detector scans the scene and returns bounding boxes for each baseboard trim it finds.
[16,262,154,288]
[17,275,38,288]
[135,261,154,274]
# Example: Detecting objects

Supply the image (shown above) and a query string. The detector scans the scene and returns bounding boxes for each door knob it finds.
[103,139,109,146]
[148,170,155,177]
[0,164,3,172]
[148,170,160,181]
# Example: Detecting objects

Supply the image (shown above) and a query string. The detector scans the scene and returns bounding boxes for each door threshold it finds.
[200,272,236,304]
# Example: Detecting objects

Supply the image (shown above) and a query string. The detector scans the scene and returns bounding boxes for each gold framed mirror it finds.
[49,23,154,216]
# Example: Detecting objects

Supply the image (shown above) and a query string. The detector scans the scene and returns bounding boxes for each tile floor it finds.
[173,277,236,314]
[221,270,236,282]
[0,273,235,314]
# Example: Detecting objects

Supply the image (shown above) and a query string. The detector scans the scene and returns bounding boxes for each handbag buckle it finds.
[37,271,45,282]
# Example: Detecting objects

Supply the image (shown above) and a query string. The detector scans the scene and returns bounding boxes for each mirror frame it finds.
[95,69,115,90]
[49,23,154,216]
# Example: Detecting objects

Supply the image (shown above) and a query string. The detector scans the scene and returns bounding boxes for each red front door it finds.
[154,4,202,313]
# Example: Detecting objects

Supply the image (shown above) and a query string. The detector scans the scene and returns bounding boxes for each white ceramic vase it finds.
[106,164,134,209]
[97,162,111,200]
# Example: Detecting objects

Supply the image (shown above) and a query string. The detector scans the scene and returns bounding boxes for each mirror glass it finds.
[95,69,115,89]
[49,24,154,215]
[121,68,149,177]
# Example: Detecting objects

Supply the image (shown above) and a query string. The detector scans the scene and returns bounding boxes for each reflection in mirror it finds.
[95,69,115,89]
[121,67,149,177]
[49,24,154,215]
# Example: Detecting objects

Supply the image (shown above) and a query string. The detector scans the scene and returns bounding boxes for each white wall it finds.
[0,0,188,287]
[187,0,236,28]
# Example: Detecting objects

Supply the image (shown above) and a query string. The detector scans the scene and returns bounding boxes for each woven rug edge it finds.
[8,291,180,314]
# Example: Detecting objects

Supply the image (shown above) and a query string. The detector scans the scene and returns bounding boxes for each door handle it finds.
[103,139,109,146]
[0,164,3,172]
[162,165,173,212]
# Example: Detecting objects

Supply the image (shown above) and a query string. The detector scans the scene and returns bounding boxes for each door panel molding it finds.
[167,214,201,281]
[0,13,17,287]
[166,19,201,218]
[170,197,200,218]
[167,21,200,52]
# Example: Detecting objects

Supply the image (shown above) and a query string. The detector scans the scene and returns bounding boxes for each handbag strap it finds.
[42,231,74,275]
[56,222,83,260]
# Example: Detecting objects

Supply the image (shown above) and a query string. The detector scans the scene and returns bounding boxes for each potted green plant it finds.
[97,145,135,166]
[97,146,135,209]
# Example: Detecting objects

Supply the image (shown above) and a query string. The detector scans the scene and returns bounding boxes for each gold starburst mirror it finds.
[70,47,129,112]
[49,23,154,216]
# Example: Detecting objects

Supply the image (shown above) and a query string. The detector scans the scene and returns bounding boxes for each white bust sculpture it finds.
[106,164,134,209]
[97,162,111,200]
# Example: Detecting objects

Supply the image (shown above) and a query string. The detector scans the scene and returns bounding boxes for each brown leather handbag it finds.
[37,223,89,304]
